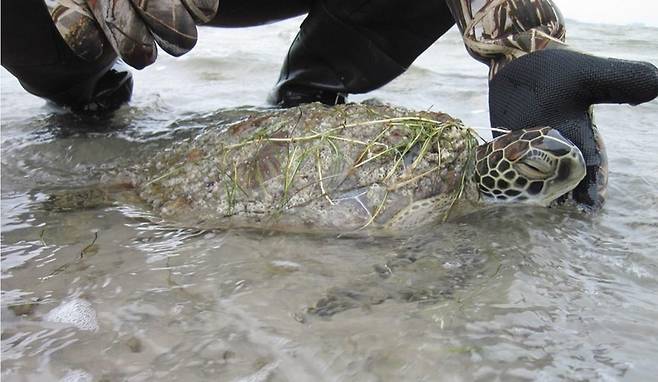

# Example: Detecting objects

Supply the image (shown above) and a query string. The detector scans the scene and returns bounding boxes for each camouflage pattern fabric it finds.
[445,0,567,79]
[45,0,219,68]
[48,0,107,62]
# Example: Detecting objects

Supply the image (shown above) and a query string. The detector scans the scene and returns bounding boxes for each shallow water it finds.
[2,19,658,381]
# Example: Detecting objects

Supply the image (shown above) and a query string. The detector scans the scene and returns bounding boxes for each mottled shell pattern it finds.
[135,103,480,232]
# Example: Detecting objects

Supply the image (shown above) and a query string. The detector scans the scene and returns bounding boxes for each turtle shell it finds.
[133,103,480,232]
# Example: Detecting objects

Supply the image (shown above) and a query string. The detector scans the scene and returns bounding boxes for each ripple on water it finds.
[3,19,658,381]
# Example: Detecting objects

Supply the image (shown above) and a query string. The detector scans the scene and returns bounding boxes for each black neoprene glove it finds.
[489,49,658,209]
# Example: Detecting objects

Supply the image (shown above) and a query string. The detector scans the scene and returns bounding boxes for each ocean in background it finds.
[2,19,658,381]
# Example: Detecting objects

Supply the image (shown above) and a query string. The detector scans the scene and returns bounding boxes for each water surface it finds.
[2,19,658,381]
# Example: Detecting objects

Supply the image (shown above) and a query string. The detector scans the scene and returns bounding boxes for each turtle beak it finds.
[543,146,587,203]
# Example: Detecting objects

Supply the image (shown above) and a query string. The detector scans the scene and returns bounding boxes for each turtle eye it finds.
[514,150,556,180]
[514,162,549,180]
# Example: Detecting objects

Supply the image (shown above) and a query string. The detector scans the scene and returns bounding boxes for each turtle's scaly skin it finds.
[133,103,480,232]
[475,127,586,204]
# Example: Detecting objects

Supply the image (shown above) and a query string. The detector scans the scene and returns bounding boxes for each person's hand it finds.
[488,49,658,209]
[49,0,220,69]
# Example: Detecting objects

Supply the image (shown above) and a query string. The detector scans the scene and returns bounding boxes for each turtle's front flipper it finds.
[307,284,390,317]
[304,242,486,318]
[43,183,136,212]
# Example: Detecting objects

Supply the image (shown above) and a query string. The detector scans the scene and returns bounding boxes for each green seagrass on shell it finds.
[133,102,481,231]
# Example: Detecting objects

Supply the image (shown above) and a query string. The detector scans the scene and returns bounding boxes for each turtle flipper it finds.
[305,244,485,319]
[307,286,389,317]
[43,183,136,212]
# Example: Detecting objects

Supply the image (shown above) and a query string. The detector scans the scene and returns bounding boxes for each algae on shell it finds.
[132,102,481,232]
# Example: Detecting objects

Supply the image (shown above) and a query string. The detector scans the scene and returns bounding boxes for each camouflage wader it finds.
[445,0,567,79]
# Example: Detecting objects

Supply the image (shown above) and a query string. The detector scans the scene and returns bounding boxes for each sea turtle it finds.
[47,102,586,232]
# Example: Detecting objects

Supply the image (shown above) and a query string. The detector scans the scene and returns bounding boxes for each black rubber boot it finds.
[269,0,455,108]
[1,0,132,114]
[59,62,134,114]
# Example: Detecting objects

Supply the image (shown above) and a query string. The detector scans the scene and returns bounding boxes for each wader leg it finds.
[443,0,567,79]
[269,0,455,107]
[1,0,132,113]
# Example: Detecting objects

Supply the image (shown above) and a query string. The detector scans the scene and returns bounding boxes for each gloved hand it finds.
[489,49,658,208]
[49,0,220,69]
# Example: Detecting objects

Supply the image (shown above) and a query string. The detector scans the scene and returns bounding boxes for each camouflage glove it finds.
[48,0,220,69]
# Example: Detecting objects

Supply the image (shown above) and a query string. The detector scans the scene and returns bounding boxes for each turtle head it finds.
[475,127,586,206]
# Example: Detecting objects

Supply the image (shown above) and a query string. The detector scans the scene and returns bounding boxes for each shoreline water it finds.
[2,19,658,381]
